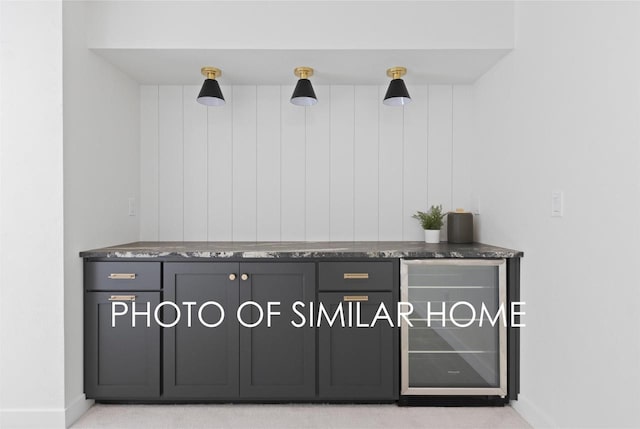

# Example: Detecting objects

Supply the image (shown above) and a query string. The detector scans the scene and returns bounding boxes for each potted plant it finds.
[412,205,446,243]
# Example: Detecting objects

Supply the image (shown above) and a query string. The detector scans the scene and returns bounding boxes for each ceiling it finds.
[93,48,511,86]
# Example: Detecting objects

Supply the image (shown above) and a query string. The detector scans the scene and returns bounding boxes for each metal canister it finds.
[447,211,474,243]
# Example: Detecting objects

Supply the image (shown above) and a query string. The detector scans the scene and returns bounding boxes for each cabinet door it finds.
[85,291,160,399]
[318,292,395,399]
[163,263,239,399]
[239,263,315,399]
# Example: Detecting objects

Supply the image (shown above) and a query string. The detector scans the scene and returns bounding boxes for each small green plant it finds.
[412,205,446,230]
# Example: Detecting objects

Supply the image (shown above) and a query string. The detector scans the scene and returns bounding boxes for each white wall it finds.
[63,1,141,426]
[0,1,66,428]
[140,84,473,241]
[468,2,640,427]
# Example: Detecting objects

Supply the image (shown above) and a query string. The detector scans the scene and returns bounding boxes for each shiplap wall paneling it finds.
[330,86,355,241]
[353,86,380,241]
[183,85,208,240]
[232,86,258,241]
[256,86,281,241]
[403,85,430,241]
[305,85,331,241]
[427,85,453,209]
[207,87,233,241]
[280,85,306,240]
[141,84,470,242]
[140,85,159,240]
[378,85,404,240]
[452,85,474,211]
[158,85,184,240]
[427,85,454,240]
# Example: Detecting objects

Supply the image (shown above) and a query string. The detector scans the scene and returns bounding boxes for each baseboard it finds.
[65,394,93,428]
[0,408,66,429]
[511,395,556,428]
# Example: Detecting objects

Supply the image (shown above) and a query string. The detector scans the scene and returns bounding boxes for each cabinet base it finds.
[93,397,508,406]
[94,399,398,405]
[398,395,508,407]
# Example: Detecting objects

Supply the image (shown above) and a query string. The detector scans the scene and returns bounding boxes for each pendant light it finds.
[383,67,411,106]
[197,67,225,106]
[290,67,318,106]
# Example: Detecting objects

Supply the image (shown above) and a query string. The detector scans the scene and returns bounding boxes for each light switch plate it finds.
[128,197,136,216]
[551,191,563,217]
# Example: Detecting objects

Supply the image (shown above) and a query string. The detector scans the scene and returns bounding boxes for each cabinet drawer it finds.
[319,262,394,291]
[85,262,161,291]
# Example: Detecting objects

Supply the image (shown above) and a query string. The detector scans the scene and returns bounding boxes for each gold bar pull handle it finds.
[343,273,369,280]
[108,295,137,301]
[343,295,369,302]
[108,273,136,280]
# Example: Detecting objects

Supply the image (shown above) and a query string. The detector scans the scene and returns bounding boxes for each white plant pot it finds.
[424,229,441,244]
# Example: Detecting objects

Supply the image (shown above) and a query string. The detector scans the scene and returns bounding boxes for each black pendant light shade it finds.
[384,79,411,106]
[383,67,411,106]
[197,67,225,106]
[290,67,318,106]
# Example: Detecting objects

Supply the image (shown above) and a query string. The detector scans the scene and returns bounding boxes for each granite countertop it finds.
[80,241,523,259]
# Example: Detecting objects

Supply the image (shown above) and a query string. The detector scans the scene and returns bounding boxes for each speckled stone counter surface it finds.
[80,241,523,259]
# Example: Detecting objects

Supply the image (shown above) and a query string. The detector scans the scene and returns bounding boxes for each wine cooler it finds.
[400,259,507,398]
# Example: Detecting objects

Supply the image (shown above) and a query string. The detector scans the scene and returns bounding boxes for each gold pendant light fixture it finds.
[290,67,318,106]
[383,66,411,106]
[196,65,414,106]
[197,67,225,106]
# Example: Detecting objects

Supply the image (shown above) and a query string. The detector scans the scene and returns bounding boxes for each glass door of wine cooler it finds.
[400,259,507,396]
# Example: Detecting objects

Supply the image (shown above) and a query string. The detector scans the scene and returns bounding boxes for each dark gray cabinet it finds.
[318,292,395,399]
[317,261,399,400]
[84,261,162,400]
[162,262,315,400]
[239,263,316,399]
[83,253,517,404]
[163,263,239,399]
[84,291,161,399]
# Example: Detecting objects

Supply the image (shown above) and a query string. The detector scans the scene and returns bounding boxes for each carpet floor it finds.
[71,404,532,429]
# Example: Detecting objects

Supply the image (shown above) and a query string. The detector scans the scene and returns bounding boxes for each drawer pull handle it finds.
[108,295,136,301]
[343,295,369,302]
[344,273,369,280]
[108,273,136,280]
[229,273,237,281]
[447,370,461,374]
[241,273,249,281]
